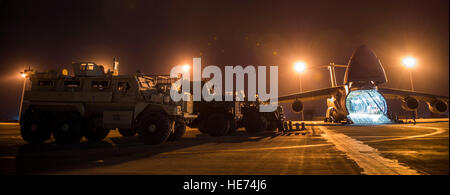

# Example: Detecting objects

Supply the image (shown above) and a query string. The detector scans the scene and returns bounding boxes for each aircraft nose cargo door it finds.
[345,89,391,124]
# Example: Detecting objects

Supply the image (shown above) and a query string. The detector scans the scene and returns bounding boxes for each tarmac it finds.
[0,118,448,175]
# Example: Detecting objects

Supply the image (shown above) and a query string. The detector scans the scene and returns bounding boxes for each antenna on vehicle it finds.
[113,57,119,76]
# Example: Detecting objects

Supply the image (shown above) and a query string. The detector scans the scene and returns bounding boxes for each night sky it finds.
[0,0,448,120]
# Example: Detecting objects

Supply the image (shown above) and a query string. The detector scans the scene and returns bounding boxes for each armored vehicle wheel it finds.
[204,113,229,137]
[195,115,209,134]
[84,118,110,142]
[198,122,209,134]
[244,113,268,134]
[227,118,237,135]
[168,119,186,141]
[266,120,279,131]
[20,110,51,144]
[118,128,137,137]
[53,112,84,144]
[137,112,171,144]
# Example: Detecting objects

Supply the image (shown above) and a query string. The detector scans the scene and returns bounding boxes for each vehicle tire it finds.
[204,113,230,137]
[266,120,278,131]
[118,128,137,137]
[20,110,51,144]
[244,113,268,134]
[227,118,237,135]
[137,112,171,144]
[198,123,209,134]
[168,119,186,141]
[84,118,110,142]
[196,116,209,134]
[330,116,337,123]
[53,112,84,144]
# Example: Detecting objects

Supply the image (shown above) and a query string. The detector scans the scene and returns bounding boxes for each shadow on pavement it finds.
[13,130,279,174]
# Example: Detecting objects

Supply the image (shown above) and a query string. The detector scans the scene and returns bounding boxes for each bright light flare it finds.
[294,61,306,73]
[402,57,417,68]
[182,64,190,71]
[20,73,27,78]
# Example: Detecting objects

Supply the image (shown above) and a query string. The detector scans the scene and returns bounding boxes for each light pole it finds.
[294,61,306,121]
[402,57,417,91]
[402,57,417,119]
[409,70,414,91]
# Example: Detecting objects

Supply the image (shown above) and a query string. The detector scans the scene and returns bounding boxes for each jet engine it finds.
[401,97,419,111]
[291,99,303,112]
[427,99,448,114]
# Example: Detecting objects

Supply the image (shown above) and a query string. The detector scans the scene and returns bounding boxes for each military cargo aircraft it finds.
[279,45,449,124]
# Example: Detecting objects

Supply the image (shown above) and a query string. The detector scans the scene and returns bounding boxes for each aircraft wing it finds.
[378,87,449,102]
[278,87,342,103]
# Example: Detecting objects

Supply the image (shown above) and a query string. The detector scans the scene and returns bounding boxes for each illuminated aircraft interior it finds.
[346,89,391,124]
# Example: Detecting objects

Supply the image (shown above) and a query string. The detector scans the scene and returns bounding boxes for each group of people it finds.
[387,111,416,125]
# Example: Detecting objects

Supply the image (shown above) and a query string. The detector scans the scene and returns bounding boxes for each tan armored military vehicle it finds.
[19,60,191,144]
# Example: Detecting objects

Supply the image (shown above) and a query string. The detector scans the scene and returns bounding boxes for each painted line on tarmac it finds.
[2,123,444,162]
[317,123,422,175]
[364,125,447,143]
[159,124,446,157]
[0,123,18,125]
[159,143,333,155]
